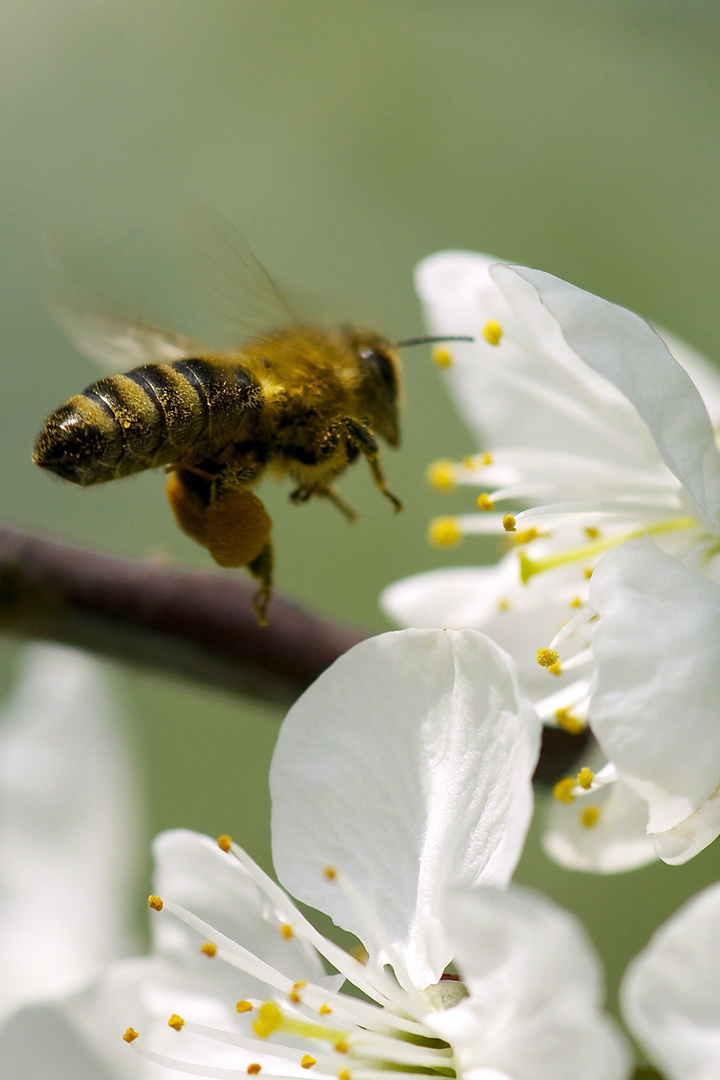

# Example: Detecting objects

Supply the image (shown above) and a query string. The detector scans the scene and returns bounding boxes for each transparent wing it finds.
[184,204,299,335]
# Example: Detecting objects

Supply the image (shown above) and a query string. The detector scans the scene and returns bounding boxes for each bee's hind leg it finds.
[342,418,403,513]
[247,540,273,626]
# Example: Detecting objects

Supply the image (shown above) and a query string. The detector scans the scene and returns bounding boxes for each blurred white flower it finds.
[383,250,720,873]
[0,631,629,1079]
[621,880,720,1080]
[0,644,143,1020]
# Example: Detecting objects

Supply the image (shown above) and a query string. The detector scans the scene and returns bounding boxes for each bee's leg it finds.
[342,418,403,513]
[247,540,274,626]
[289,483,358,521]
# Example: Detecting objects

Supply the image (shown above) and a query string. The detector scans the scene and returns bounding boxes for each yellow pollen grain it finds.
[122,1028,139,1043]
[584,526,600,539]
[324,866,337,880]
[537,647,560,669]
[553,777,576,804]
[477,492,495,511]
[319,1004,332,1015]
[581,806,601,828]
[429,517,462,548]
[577,767,594,790]
[237,1000,253,1013]
[483,319,502,345]
[502,513,516,532]
[432,346,453,368]
[148,895,163,911]
[217,834,232,852]
[426,459,457,491]
[301,1056,317,1070]
[168,1014,184,1032]
[201,942,217,958]
[248,1065,262,1075]
[335,1040,349,1054]
[556,708,585,735]
[280,923,294,939]
[584,566,594,579]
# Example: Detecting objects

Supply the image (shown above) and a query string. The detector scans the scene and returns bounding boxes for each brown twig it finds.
[0,522,588,777]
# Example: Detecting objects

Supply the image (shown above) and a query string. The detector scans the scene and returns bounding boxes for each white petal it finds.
[270,629,541,990]
[494,264,720,530]
[590,539,720,849]
[542,747,657,874]
[429,886,631,1080]
[0,645,142,1017]
[621,881,720,1080]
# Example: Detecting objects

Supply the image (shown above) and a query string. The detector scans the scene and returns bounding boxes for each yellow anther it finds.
[350,944,369,965]
[319,1004,332,1015]
[301,1056,317,1070]
[148,895,163,911]
[280,923,294,939]
[556,708,585,735]
[570,596,582,608]
[548,660,562,676]
[477,492,495,511]
[462,456,476,469]
[537,647,560,669]
[481,451,493,465]
[237,1000,253,1013]
[294,981,307,991]
[429,517,462,548]
[324,866,337,880]
[338,1071,351,1080]
[511,527,540,545]
[432,346,453,368]
[168,1014,185,1032]
[122,1027,139,1043]
[502,513,516,532]
[581,806,601,828]
[217,834,232,852]
[553,777,576,804]
[248,1065,262,1075]
[254,1001,282,1039]
[584,526,600,539]
[497,597,511,611]
[584,566,594,579]
[335,1040,349,1054]
[577,767,594,790]
[482,319,503,345]
[426,459,457,491]
[201,942,217,958]
[290,991,301,1003]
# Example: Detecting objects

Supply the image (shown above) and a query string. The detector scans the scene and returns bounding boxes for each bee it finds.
[33,221,470,622]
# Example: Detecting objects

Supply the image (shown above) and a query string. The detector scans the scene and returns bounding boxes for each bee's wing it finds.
[49,291,208,369]
[185,204,299,335]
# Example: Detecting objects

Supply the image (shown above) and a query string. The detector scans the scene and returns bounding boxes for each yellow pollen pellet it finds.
[237,1000,253,1013]
[477,492,495,511]
[581,806,601,828]
[537,647,560,669]
[432,346,453,368]
[301,1056,317,1069]
[335,1040,349,1054]
[280,923,294,939]
[122,1027,139,1043]
[548,661,562,676]
[584,526,600,539]
[319,1004,332,1015]
[483,319,502,345]
[148,895,163,911]
[325,866,337,880]
[577,767,594,790]
[217,834,232,852]
[556,708,585,735]
[428,517,462,548]
[248,1065,262,1075]
[502,513,516,532]
[553,777,576,804]
[168,1014,184,1032]
[201,942,217,958]
[584,566,594,579]
[426,459,457,491]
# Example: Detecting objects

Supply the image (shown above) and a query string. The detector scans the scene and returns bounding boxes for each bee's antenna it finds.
[395,334,474,349]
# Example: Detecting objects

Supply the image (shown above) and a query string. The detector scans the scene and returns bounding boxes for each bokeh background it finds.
[2,0,720,1014]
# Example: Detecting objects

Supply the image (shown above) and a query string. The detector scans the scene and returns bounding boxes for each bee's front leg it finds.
[341,418,403,513]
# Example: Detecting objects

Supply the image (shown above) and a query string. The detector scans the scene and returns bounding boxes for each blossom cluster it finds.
[1,254,720,1080]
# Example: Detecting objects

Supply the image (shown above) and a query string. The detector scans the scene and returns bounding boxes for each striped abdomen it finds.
[33,359,262,485]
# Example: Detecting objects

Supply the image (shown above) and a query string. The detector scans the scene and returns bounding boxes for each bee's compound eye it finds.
[359,347,398,399]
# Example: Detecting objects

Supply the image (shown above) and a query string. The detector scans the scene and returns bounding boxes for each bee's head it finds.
[345,327,402,447]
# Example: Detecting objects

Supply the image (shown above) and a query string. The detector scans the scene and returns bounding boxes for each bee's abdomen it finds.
[33,359,261,486]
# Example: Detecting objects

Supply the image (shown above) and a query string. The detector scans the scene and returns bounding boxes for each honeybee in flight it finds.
[33,218,471,622]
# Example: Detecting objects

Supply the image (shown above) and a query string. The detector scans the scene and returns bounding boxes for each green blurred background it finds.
[2,0,720,1012]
